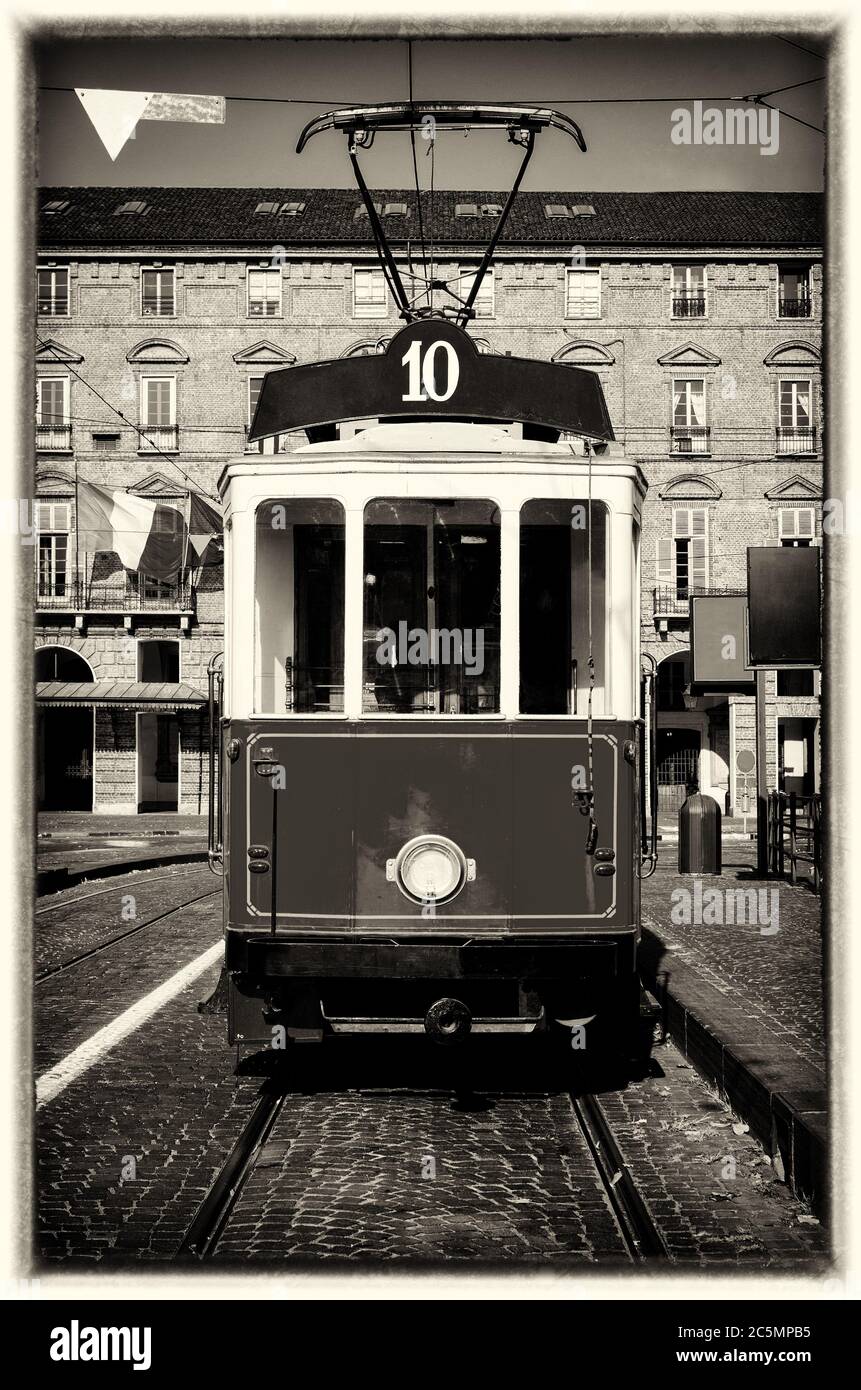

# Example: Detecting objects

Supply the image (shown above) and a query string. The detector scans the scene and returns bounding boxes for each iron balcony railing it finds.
[778,296,811,318]
[36,569,194,613]
[670,425,710,454]
[138,425,179,453]
[653,585,690,618]
[36,424,72,452]
[776,426,817,454]
[672,292,706,317]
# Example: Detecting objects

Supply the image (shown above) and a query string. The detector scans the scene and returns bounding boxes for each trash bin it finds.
[679,786,721,874]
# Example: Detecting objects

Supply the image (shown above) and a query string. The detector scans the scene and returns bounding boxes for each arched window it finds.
[35,646,94,681]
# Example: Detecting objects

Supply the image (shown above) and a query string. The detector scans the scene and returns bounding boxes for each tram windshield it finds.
[519,500,607,716]
[363,498,501,714]
[255,499,345,713]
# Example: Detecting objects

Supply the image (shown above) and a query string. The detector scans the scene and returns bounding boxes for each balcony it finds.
[36,570,194,616]
[778,296,811,318]
[138,425,178,453]
[244,427,291,455]
[36,424,72,453]
[670,425,710,455]
[672,293,706,317]
[776,426,817,455]
[653,586,690,619]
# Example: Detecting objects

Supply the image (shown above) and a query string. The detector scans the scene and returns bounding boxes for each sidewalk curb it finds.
[639,929,827,1221]
[37,850,209,897]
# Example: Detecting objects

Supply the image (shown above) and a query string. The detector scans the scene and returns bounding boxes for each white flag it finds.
[76,89,154,160]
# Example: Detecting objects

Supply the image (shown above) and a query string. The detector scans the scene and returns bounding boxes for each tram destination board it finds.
[248,319,615,442]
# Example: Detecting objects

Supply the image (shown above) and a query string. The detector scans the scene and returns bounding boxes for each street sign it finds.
[736,749,755,774]
[248,319,616,442]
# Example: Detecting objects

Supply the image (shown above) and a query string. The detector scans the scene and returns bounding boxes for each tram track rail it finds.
[176,1079,286,1261]
[569,1090,671,1263]
[175,1057,671,1264]
[35,886,222,985]
[35,865,214,916]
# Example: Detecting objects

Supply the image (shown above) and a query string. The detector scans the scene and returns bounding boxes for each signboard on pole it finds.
[690,594,755,693]
[747,546,822,667]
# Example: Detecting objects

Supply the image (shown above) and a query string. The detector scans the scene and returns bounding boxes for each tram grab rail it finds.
[207,653,224,871]
[767,791,821,892]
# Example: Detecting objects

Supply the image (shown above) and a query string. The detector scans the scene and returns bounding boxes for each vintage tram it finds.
[209,316,653,1053]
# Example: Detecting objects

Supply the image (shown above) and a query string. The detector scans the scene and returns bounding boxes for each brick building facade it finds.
[35,187,822,813]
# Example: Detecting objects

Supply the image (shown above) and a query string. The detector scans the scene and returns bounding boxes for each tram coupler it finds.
[424,997,472,1045]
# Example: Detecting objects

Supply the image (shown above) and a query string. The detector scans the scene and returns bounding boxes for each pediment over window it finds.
[658,474,722,500]
[764,474,821,501]
[36,339,83,364]
[129,472,185,497]
[657,342,721,367]
[126,338,189,365]
[553,339,616,367]
[763,341,821,367]
[232,340,297,366]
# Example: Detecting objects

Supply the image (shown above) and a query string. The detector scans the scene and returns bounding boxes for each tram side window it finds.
[519,500,607,715]
[363,498,500,714]
[255,500,345,713]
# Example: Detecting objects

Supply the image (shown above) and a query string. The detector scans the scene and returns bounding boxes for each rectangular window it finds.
[246,375,288,454]
[777,668,815,696]
[778,265,811,317]
[141,377,176,427]
[37,267,69,316]
[247,268,282,318]
[36,377,69,426]
[672,264,707,316]
[778,506,815,546]
[141,268,175,317]
[255,500,345,714]
[457,267,494,318]
[353,267,388,318]
[777,380,815,453]
[35,501,71,599]
[672,378,709,453]
[565,269,601,318]
[363,499,500,715]
[669,508,709,597]
[519,500,606,715]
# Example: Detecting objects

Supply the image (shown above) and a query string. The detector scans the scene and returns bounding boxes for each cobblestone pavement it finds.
[35,862,217,978]
[34,865,827,1270]
[641,847,824,1071]
[208,1039,827,1267]
[34,874,221,1074]
[37,813,208,874]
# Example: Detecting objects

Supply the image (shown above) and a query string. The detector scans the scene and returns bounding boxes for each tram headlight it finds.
[392,835,469,905]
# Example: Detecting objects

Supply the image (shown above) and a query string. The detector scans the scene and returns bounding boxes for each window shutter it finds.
[778,507,796,540]
[35,501,70,532]
[672,508,691,539]
[797,507,815,539]
[689,507,709,589]
[656,537,673,584]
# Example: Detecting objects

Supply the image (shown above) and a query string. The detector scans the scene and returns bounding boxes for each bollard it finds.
[679,784,722,875]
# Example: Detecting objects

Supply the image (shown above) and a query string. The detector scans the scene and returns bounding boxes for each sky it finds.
[35,35,826,192]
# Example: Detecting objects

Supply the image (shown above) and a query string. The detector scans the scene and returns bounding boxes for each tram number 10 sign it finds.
[247,317,616,442]
[401,338,460,403]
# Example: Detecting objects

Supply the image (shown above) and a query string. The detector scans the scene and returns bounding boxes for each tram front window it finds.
[363,498,500,714]
[255,499,345,713]
[519,499,607,716]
